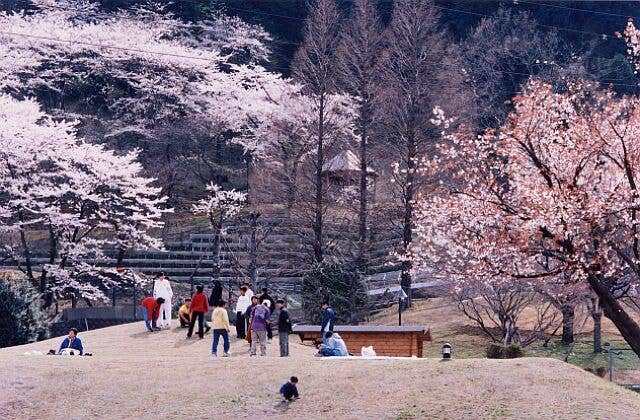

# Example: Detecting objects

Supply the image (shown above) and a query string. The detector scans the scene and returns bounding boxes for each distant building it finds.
[321,150,377,187]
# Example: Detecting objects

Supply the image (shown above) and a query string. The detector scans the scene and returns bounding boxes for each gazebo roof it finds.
[321,150,377,177]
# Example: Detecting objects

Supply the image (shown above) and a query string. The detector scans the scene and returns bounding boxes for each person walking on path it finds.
[140,296,165,332]
[211,300,231,357]
[153,272,173,329]
[235,286,250,339]
[320,301,335,344]
[209,280,223,307]
[249,300,271,356]
[245,295,259,344]
[187,285,210,339]
[276,299,292,357]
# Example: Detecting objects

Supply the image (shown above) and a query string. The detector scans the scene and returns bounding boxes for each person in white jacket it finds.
[153,272,173,329]
[234,286,251,339]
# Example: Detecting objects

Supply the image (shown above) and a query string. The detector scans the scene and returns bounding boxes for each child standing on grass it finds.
[279,376,300,401]
[211,300,231,357]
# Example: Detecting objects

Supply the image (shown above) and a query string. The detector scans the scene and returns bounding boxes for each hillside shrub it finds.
[0,272,48,347]
[301,260,368,324]
[486,343,525,359]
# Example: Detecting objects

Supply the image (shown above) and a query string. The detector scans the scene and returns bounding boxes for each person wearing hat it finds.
[153,272,173,329]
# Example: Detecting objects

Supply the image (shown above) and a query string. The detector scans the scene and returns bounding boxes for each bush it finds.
[486,343,525,359]
[486,343,504,359]
[504,344,525,358]
[0,272,48,347]
[301,260,368,324]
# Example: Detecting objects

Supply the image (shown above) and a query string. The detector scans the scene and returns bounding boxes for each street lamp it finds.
[442,342,452,360]
[394,289,408,326]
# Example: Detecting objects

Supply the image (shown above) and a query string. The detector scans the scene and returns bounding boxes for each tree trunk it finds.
[561,304,575,344]
[209,215,222,284]
[588,275,640,356]
[592,306,602,353]
[313,94,325,264]
[248,212,259,290]
[400,143,416,307]
[18,223,35,285]
[357,124,368,273]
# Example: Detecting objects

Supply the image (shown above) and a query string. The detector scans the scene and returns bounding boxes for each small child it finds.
[279,376,300,401]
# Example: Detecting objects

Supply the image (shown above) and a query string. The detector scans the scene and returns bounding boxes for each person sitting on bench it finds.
[178,298,191,328]
[317,331,348,357]
[57,328,83,355]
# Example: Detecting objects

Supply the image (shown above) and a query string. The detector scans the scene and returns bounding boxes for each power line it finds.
[225,6,306,22]
[514,0,640,21]
[433,3,613,39]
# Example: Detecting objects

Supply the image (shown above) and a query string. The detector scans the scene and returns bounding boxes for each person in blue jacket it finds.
[320,301,335,344]
[58,328,83,355]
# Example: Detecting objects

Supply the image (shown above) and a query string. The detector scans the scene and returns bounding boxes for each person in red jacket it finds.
[141,296,165,332]
[187,285,210,339]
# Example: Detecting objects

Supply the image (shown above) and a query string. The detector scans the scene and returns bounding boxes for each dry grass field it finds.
[2,313,640,419]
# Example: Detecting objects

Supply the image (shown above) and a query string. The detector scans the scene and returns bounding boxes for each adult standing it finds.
[276,299,292,357]
[320,301,335,344]
[245,295,259,344]
[153,272,173,329]
[249,300,271,357]
[259,287,276,341]
[244,282,254,300]
[209,280,223,307]
[187,285,209,339]
[235,286,251,339]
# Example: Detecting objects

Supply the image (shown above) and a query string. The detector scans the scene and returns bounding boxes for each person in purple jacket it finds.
[249,301,271,356]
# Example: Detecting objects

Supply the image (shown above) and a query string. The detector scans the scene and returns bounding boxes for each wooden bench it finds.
[293,325,431,357]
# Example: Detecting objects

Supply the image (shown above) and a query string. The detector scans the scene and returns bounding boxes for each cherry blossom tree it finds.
[0,94,169,305]
[0,1,281,206]
[413,79,640,355]
[192,184,247,284]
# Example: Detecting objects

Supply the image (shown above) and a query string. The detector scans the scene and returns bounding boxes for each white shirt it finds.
[245,288,254,301]
[153,279,173,300]
[235,295,251,313]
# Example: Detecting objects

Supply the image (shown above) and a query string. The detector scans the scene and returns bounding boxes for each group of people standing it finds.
[140,274,294,358]
[233,284,293,357]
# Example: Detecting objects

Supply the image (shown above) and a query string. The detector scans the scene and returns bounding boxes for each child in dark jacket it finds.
[279,376,300,401]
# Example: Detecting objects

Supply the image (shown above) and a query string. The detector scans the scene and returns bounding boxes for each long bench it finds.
[293,325,431,357]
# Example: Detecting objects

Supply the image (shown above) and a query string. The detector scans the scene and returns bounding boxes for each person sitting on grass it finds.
[178,298,191,328]
[57,328,83,355]
[279,376,300,402]
[317,331,348,357]
[141,296,165,332]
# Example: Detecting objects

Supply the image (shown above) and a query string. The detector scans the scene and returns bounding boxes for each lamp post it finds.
[395,289,408,326]
[442,342,452,360]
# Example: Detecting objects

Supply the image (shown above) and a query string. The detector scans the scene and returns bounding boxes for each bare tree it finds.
[378,0,469,305]
[335,0,385,273]
[292,0,342,263]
